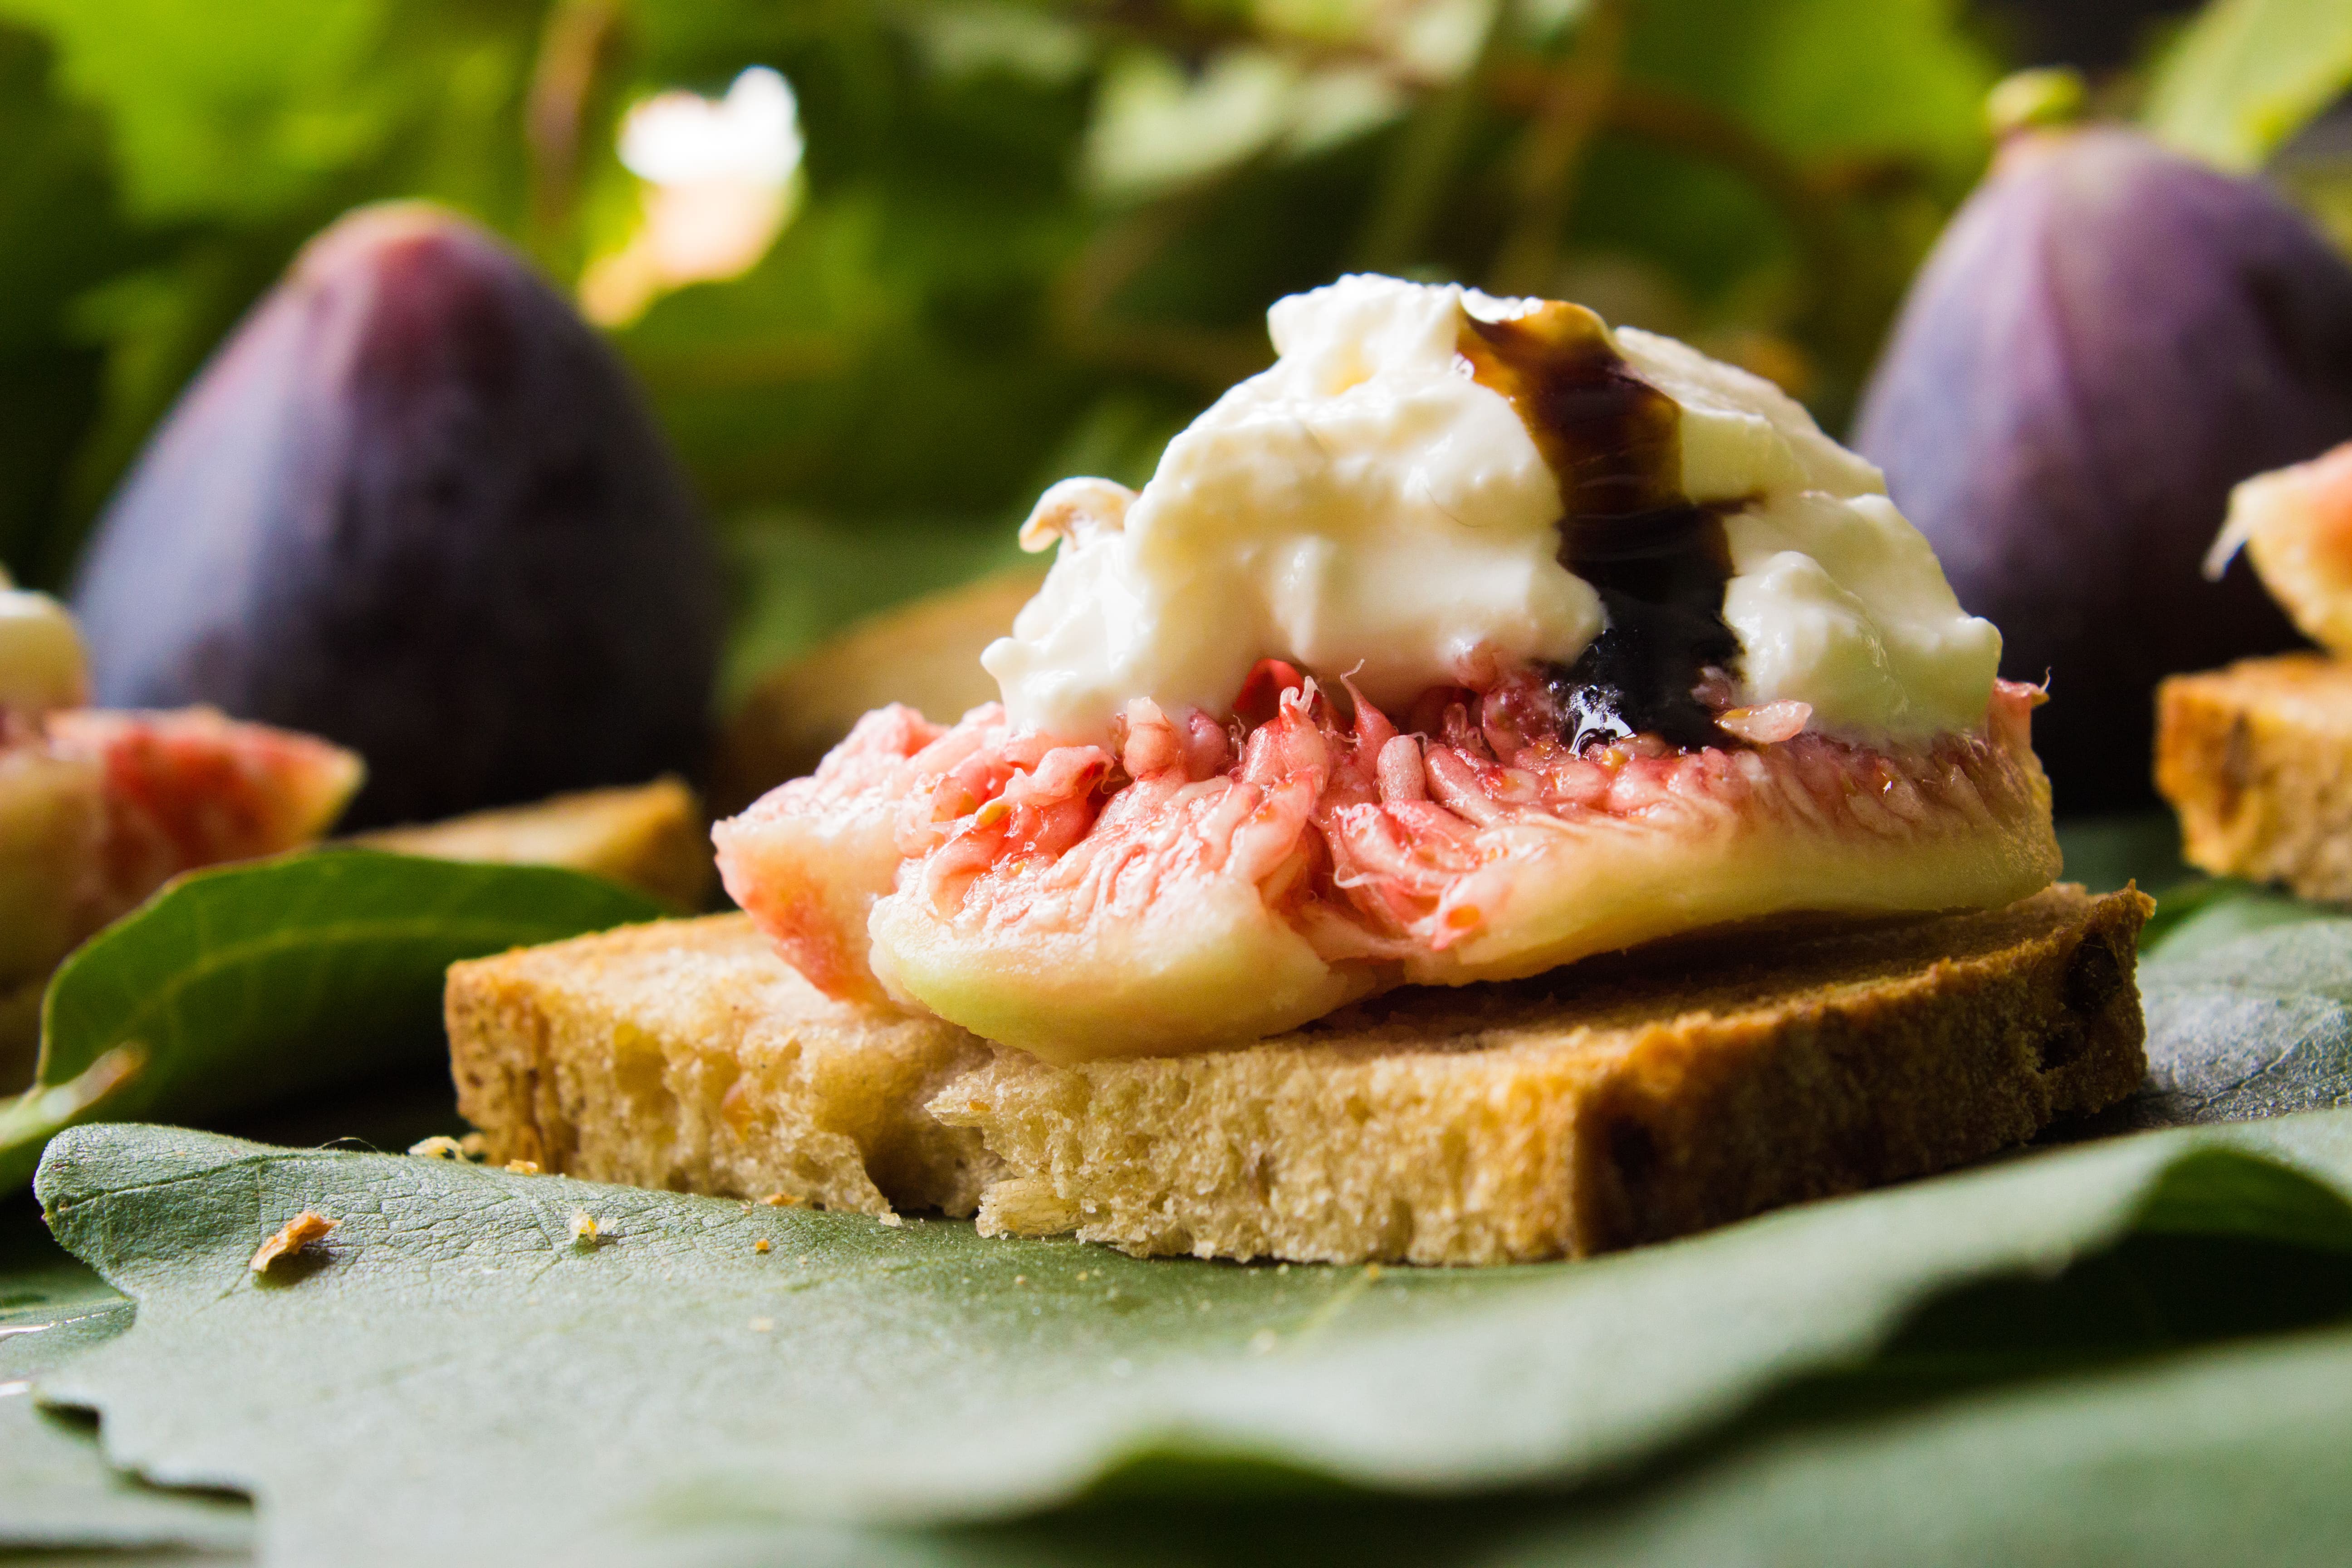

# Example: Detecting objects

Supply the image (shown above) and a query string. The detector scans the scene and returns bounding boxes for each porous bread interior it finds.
[2158,652,2352,901]
[448,887,2149,1264]
[447,916,1001,1216]
[935,883,2147,1264]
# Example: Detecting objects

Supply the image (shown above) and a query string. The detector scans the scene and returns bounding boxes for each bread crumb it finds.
[748,1317,774,1333]
[504,1159,542,1176]
[250,1212,337,1274]
[1014,1274,1026,1286]
[568,1211,599,1246]
[878,1212,903,1228]
[754,1238,771,1254]
[458,1132,487,1158]
[407,1135,468,1160]
[759,1191,801,1207]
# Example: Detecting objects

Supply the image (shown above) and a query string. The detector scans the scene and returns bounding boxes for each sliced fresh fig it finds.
[69,203,720,828]
[716,664,2056,1062]
[717,704,976,1008]
[0,742,100,985]
[1,703,361,1084]
[2206,441,2352,659]
[1852,127,2352,810]
[715,566,1047,816]
[41,706,362,931]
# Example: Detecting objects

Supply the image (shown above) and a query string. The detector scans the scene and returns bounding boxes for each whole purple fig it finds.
[1852,127,2352,811]
[70,203,720,828]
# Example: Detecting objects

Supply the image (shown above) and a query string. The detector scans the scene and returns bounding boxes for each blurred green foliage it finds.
[0,0,2346,671]
[2145,0,2352,172]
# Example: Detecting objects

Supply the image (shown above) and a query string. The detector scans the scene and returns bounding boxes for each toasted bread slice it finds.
[2157,653,2352,902]
[447,886,2149,1264]
[447,915,1002,1218]
[353,777,714,910]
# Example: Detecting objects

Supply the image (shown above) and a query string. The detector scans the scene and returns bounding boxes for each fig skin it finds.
[1852,127,2352,811]
[70,203,721,828]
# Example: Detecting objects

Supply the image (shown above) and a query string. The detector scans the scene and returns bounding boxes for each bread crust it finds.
[2157,653,2352,901]
[353,776,714,910]
[446,887,2150,1264]
[447,916,1002,1218]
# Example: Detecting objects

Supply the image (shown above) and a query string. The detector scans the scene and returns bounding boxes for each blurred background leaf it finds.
[0,0,2345,680]
[2143,0,2352,171]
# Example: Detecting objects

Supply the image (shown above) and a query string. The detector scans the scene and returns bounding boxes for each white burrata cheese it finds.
[986,274,2000,747]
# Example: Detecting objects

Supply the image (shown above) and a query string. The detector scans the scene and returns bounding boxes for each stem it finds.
[1353,0,1517,272]
[1487,0,1629,296]
[524,0,623,265]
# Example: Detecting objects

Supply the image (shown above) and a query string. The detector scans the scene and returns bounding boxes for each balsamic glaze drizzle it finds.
[1457,303,1739,751]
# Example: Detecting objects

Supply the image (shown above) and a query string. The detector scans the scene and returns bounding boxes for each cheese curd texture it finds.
[986,274,2000,746]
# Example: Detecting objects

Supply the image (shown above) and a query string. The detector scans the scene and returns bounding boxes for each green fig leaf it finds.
[2116,913,2352,1130]
[0,1207,252,1553]
[0,850,665,1193]
[0,0,536,225]
[1483,1318,2352,1567]
[25,1113,2352,1563]
[2143,878,2348,960]
[1628,0,1998,175]
[2053,812,2191,898]
[2144,0,2352,174]
[0,23,133,586]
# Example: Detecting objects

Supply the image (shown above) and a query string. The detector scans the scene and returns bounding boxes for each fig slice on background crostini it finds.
[1,570,367,1083]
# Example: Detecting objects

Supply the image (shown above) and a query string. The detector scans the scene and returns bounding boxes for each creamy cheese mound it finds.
[985,274,2000,746]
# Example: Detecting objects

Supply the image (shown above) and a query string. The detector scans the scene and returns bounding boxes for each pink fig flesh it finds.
[716,662,2058,1061]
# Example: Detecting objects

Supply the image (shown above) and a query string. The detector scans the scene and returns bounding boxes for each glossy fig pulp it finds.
[2,706,360,1002]
[43,707,362,924]
[716,666,2058,1062]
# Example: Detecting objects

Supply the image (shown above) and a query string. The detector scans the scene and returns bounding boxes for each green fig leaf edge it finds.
[12,1112,2352,1565]
[0,848,665,1192]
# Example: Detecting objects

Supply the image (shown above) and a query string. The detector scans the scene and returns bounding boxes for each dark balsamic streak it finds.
[1457,303,1739,751]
